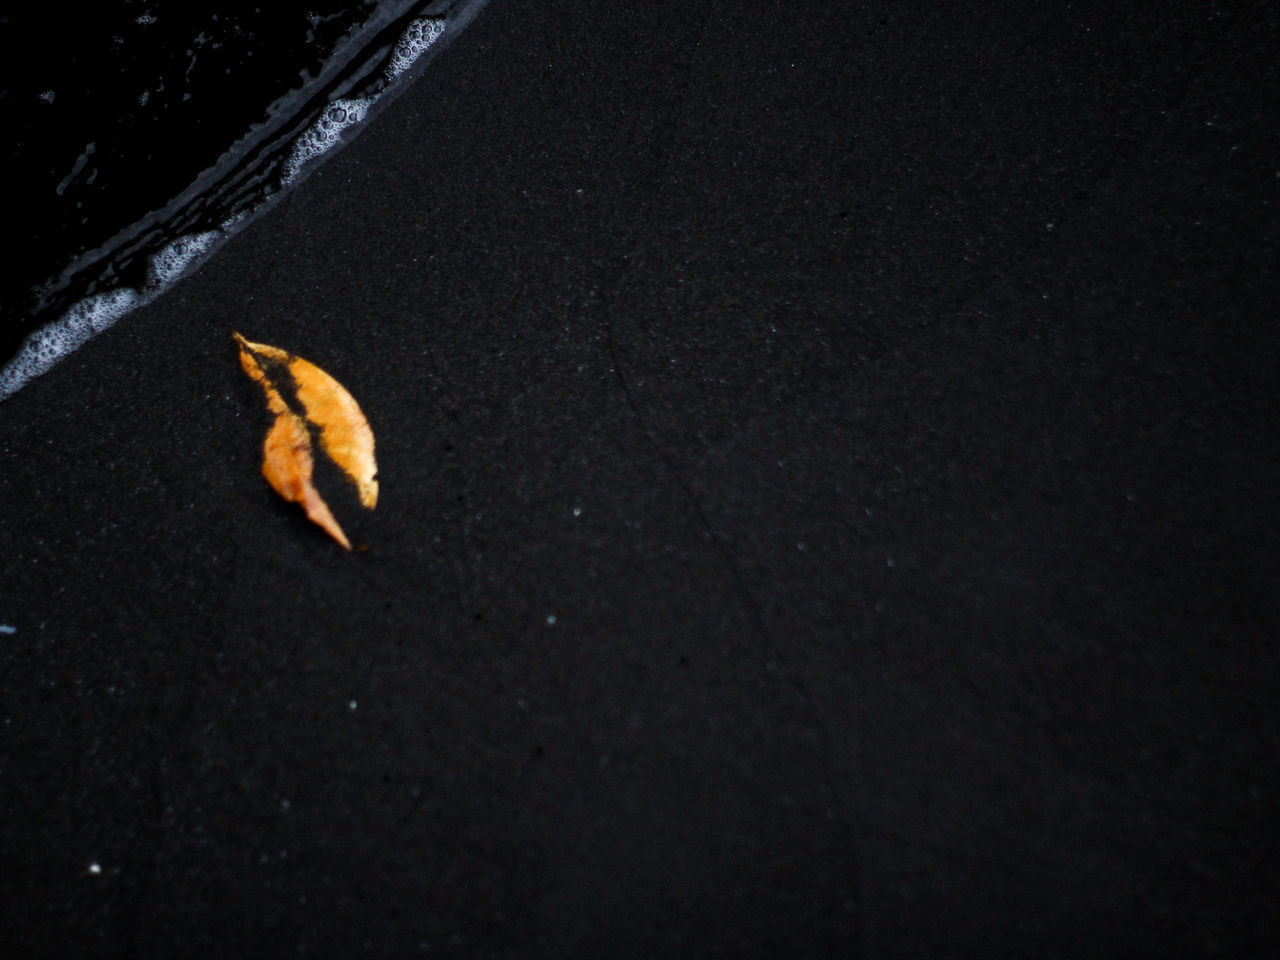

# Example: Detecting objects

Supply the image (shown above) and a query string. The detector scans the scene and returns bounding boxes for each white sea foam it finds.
[0,228,226,399]
[280,15,445,184]
[387,18,445,79]
[147,229,220,287]
[220,209,250,231]
[282,97,376,184]
[0,289,139,399]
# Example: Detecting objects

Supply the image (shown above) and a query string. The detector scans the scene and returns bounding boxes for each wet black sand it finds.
[2,2,1277,956]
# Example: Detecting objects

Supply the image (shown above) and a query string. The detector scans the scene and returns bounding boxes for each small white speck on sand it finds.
[348,700,358,711]
[86,862,102,875]
[0,624,16,635]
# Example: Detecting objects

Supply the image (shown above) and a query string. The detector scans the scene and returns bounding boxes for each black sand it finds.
[2,2,1277,956]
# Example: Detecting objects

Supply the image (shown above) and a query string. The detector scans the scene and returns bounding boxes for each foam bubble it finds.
[386,18,445,80]
[281,97,375,184]
[147,229,220,288]
[0,288,139,399]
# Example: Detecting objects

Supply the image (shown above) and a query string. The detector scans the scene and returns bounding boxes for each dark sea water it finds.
[0,0,487,396]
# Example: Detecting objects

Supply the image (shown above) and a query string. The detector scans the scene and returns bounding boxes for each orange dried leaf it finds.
[236,336,290,417]
[234,332,378,549]
[262,408,352,550]
[286,353,378,508]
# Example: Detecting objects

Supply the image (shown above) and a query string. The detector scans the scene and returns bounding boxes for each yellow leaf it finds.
[234,332,378,549]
